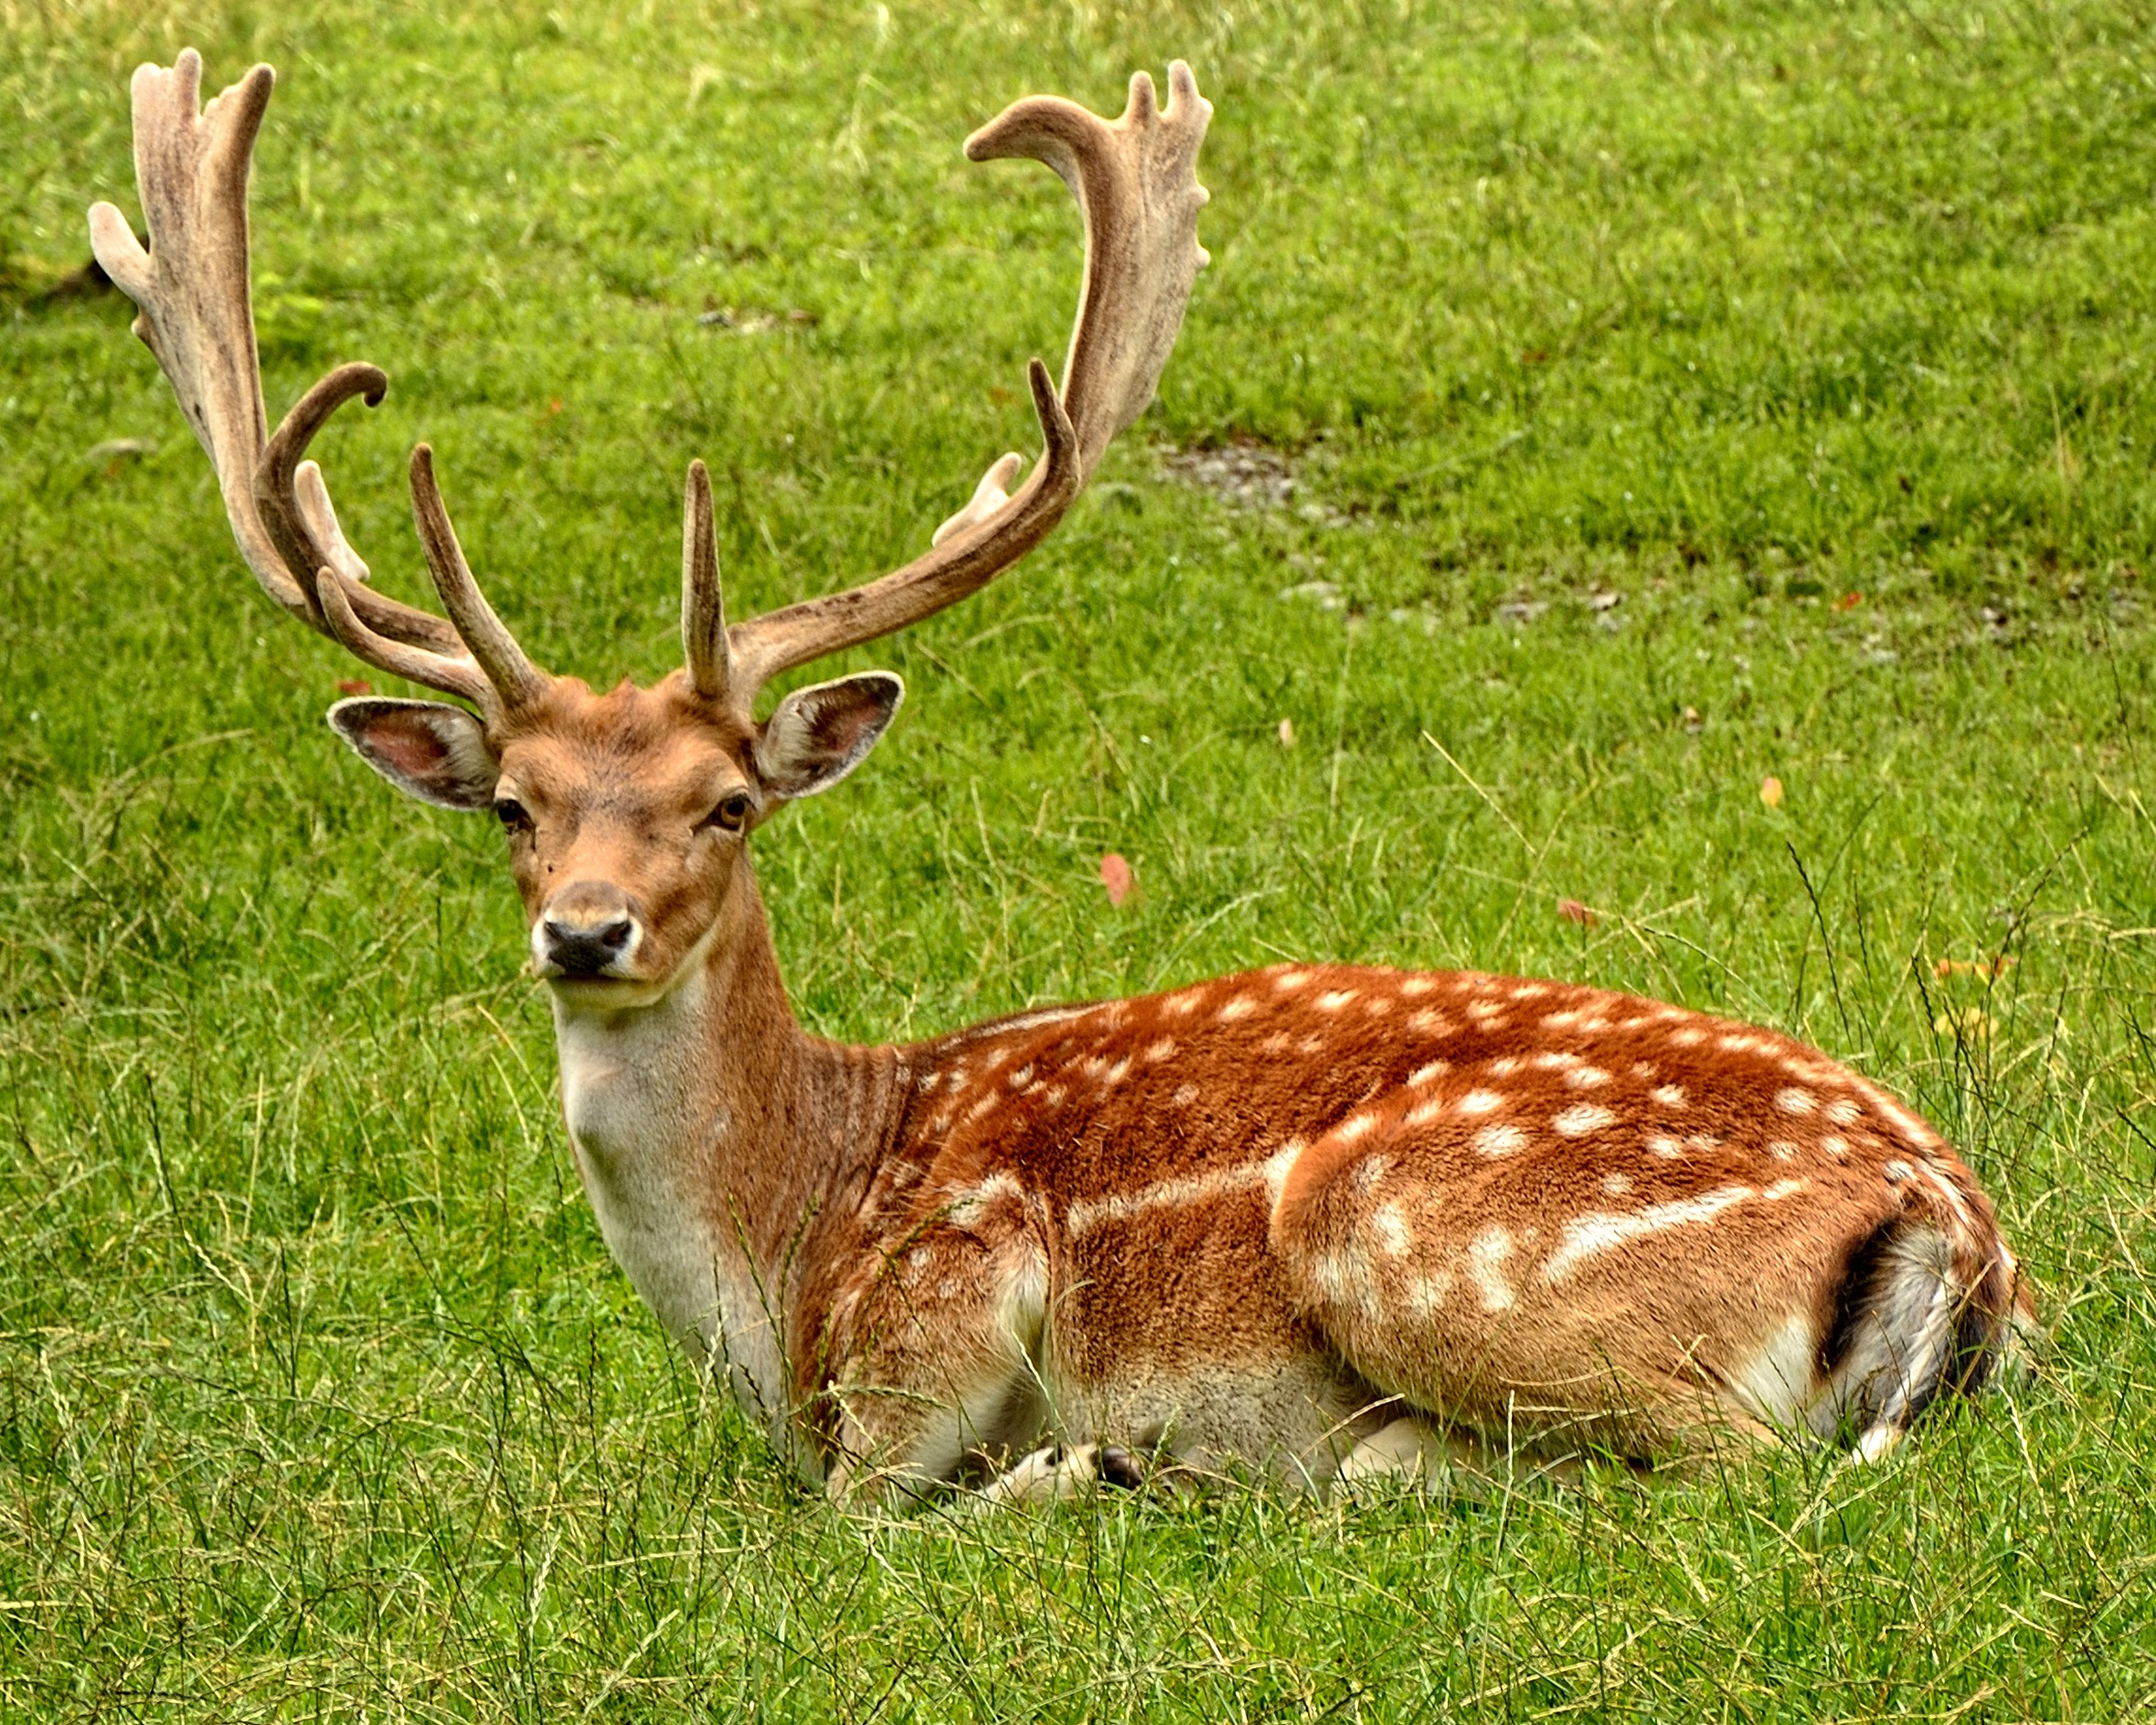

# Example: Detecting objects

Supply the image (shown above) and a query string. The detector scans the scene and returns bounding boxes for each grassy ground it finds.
[5,0,2156,1715]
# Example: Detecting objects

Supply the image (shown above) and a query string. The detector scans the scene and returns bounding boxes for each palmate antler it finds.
[91,51,1210,729]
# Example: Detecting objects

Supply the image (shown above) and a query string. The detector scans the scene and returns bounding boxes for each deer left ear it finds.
[753,671,904,801]
[327,697,501,810]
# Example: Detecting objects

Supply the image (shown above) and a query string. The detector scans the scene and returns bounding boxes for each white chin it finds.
[547,974,673,1011]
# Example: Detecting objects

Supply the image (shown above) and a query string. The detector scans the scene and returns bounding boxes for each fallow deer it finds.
[92,51,2032,1506]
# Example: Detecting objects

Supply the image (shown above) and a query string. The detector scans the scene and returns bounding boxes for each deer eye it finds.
[701,793,754,835]
[494,796,533,834]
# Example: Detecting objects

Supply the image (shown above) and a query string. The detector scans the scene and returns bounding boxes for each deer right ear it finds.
[327,697,499,810]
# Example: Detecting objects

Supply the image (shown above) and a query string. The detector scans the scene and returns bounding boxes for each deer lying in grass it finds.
[93,51,2032,1506]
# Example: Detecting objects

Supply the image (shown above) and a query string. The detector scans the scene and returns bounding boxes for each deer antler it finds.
[704,62,1212,708]
[88,50,546,719]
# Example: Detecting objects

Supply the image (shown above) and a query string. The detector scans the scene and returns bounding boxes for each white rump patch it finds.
[1726,1313,1821,1428]
[1540,1185,1755,1283]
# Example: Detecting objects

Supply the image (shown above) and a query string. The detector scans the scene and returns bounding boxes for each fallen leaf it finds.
[1833,591,1864,612]
[547,398,564,416]
[1759,775,1785,809]
[336,678,373,696]
[1099,853,1133,909]
[1277,717,1296,748]
[1558,898,1597,928]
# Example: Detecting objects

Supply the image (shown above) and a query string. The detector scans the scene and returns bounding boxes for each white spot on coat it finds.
[1460,1090,1506,1116]
[1474,1123,1526,1157]
[1467,1227,1516,1313]
[1553,1104,1617,1137]
[1777,1088,1817,1115]
[1541,1186,1756,1283]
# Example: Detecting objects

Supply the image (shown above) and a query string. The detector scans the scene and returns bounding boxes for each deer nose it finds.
[537,887,642,979]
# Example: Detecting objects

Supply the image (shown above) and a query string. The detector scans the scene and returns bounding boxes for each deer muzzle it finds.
[535,881,645,982]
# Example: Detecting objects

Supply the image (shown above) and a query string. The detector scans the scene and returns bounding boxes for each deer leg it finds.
[974,1441,1152,1507]
[818,1220,1053,1507]
[1336,1415,1472,1491]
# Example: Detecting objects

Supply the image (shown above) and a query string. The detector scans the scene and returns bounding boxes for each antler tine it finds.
[681,459,732,700]
[408,447,550,712]
[260,364,466,652]
[90,51,520,692]
[313,567,498,710]
[720,61,1211,702]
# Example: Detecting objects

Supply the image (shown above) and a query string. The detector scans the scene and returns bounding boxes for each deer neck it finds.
[547,859,900,1459]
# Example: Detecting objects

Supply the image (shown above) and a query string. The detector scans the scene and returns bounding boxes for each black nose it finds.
[544,916,633,977]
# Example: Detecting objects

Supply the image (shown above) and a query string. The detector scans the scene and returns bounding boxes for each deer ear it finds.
[753,671,904,801]
[327,697,499,811]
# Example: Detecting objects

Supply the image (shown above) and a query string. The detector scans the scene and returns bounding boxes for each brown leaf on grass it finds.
[1833,591,1864,612]
[1099,853,1134,909]
[336,678,373,696]
[1558,898,1597,928]
[1759,775,1785,809]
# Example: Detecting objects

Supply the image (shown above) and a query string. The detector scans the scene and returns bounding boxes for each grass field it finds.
[5,0,2156,1715]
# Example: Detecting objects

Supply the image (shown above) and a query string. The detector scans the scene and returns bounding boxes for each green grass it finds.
[5,0,2156,1715]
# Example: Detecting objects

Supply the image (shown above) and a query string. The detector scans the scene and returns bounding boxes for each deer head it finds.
[91,52,1211,1008]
